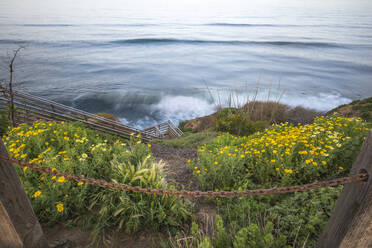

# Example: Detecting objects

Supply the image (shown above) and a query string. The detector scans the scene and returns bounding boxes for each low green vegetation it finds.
[0,109,9,134]
[215,107,268,136]
[181,187,341,248]
[328,97,372,122]
[3,121,191,245]
[181,114,370,247]
[191,115,368,190]
[3,106,371,247]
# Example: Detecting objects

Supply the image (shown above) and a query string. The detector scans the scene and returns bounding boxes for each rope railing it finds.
[0,154,368,198]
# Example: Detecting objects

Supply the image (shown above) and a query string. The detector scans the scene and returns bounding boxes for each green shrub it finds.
[216,107,239,119]
[191,115,369,191]
[212,215,232,248]
[186,114,368,247]
[267,187,341,247]
[218,187,341,247]
[215,112,267,136]
[178,120,195,133]
[4,120,190,244]
[0,109,9,134]
[188,211,289,248]
[233,221,288,248]
[360,112,371,122]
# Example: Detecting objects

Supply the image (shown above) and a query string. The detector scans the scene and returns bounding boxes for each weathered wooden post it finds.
[318,130,372,248]
[0,139,49,248]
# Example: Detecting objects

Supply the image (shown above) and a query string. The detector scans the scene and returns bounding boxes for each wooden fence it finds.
[317,130,372,247]
[0,87,183,141]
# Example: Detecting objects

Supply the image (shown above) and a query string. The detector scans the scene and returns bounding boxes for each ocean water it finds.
[0,0,371,128]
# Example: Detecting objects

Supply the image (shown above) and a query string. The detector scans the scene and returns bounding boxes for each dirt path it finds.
[150,143,200,190]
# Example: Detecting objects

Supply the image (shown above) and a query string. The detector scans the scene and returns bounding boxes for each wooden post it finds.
[318,130,372,248]
[0,139,49,248]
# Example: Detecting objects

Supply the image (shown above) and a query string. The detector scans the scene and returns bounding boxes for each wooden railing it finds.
[0,87,183,141]
[142,120,183,139]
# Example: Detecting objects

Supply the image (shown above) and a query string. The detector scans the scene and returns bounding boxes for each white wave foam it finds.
[205,89,352,112]
[151,95,215,125]
[280,93,352,112]
[119,116,153,130]
[120,92,352,129]
[118,95,215,129]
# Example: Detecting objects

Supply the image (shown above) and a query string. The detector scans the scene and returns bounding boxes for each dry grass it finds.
[242,101,289,123]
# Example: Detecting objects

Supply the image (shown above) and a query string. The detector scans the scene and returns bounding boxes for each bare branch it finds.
[8,46,25,126]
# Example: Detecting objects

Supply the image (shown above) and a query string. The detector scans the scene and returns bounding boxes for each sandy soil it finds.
[150,143,199,190]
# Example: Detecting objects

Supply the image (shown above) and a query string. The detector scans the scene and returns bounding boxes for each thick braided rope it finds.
[0,154,368,198]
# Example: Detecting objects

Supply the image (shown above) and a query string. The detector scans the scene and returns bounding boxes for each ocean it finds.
[0,0,371,128]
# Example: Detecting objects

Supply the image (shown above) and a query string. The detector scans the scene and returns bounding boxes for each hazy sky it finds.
[1,0,371,25]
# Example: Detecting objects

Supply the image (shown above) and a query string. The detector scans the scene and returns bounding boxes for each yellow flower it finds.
[338,166,344,170]
[197,170,201,174]
[56,203,64,212]
[57,176,66,183]
[271,159,276,163]
[240,154,245,158]
[284,169,293,174]
[81,153,88,159]
[23,166,28,172]
[64,136,70,141]
[214,161,219,165]
[29,158,38,163]
[194,166,198,170]
[187,159,191,163]
[77,181,84,186]
[65,194,69,198]
[40,176,45,181]
[275,168,279,171]
[52,175,56,180]
[45,142,49,146]
[33,190,42,198]
[147,144,151,148]
[321,161,327,165]
[52,168,56,172]
[312,162,318,166]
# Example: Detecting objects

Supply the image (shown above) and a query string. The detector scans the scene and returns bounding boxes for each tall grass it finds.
[205,83,317,125]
